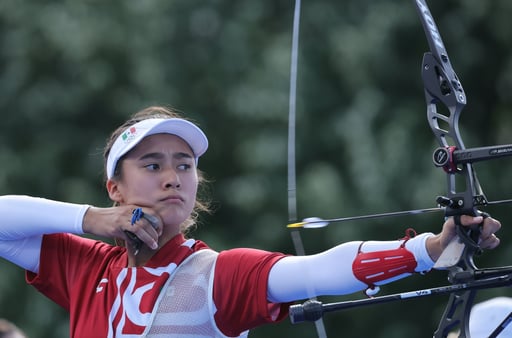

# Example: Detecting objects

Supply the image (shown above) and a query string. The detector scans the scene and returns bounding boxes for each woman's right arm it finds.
[0,195,89,273]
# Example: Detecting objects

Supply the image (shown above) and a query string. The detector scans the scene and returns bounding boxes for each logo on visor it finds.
[121,127,138,143]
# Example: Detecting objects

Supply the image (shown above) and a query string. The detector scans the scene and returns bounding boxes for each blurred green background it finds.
[1,0,512,337]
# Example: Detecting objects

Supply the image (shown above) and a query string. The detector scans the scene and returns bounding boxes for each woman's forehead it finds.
[126,134,194,157]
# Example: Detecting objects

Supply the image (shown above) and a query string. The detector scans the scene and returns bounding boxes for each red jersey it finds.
[26,233,289,337]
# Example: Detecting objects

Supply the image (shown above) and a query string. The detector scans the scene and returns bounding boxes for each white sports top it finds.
[145,249,248,338]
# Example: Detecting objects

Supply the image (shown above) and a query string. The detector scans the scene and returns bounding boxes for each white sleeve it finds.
[0,195,90,273]
[267,232,435,303]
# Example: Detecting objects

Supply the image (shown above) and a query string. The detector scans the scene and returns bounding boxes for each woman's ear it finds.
[106,179,123,203]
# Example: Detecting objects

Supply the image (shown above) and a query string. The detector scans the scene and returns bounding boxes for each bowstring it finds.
[287,0,328,337]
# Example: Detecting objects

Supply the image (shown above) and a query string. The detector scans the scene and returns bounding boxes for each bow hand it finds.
[430,214,501,268]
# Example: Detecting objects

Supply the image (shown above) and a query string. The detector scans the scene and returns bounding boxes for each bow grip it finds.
[454,211,489,253]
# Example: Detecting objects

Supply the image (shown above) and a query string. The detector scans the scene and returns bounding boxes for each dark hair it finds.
[103,106,211,234]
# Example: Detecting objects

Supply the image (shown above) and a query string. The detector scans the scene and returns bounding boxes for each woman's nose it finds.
[163,169,180,189]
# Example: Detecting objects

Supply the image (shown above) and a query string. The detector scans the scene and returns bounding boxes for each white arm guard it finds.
[0,195,89,272]
[267,232,435,303]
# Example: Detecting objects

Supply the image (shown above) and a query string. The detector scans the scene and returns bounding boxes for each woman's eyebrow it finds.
[173,152,193,160]
[138,151,193,161]
[138,152,164,161]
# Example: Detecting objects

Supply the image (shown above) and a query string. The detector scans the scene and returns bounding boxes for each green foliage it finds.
[1,0,512,337]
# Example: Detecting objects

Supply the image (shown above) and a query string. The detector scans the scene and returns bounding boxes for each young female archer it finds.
[0,106,501,337]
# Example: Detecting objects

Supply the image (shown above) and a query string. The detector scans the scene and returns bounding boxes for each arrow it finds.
[287,199,512,228]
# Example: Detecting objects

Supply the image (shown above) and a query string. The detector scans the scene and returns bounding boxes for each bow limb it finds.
[287,1,328,337]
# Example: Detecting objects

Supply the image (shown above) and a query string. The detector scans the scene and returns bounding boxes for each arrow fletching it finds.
[288,217,329,228]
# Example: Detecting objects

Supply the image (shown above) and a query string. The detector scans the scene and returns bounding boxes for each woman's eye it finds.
[145,163,160,171]
[177,164,191,171]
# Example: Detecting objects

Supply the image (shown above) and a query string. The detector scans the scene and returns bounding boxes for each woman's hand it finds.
[426,214,501,262]
[82,205,163,250]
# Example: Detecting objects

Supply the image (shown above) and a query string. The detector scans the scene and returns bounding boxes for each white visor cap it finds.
[106,118,208,179]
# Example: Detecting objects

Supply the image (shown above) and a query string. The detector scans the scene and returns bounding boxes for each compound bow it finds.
[416,0,512,335]
[287,0,512,337]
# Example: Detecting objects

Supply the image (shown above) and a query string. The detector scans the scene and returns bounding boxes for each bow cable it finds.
[287,0,328,337]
